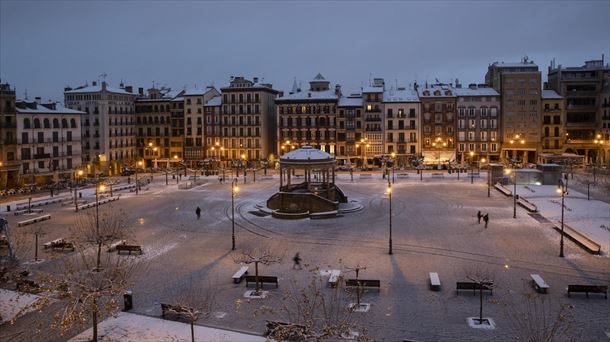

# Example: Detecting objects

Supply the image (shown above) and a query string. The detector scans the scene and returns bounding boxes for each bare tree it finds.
[70,204,131,271]
[258,271,372,341]
[163,278,217,342]
[0,218,32,290]
[40,248,144,342]
[24,222,47,262]
[505,291,581,341]
[465,266,497,325]
[233,244,283,296]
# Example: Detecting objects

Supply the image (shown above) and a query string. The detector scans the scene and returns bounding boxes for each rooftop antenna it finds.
[24,89,28,100]
[98,73,107,83]
[395,78,398,89]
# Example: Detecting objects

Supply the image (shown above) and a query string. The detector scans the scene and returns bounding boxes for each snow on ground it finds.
[517,184,610,254]
[68,312,265,342]
[0,289,47,324]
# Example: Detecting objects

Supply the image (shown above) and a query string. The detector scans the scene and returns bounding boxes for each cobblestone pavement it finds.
[2,171,609,341]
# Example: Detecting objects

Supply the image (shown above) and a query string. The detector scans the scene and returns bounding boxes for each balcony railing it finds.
[34,153,51,159]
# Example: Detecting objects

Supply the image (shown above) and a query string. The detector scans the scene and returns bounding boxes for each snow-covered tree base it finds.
[467,317,495,330]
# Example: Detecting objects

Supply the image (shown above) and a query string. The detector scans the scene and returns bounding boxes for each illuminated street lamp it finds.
[593,135,604,183]
[386,184,393,255]
[75,169,84,211]
[135,160,143,195]
[557,178,568,257]
[391,152,396,184]
[231,178,239,251]
[469,151,475,184]
[241,154,247,183]
[505,169,517,218]
[480,158,490,197]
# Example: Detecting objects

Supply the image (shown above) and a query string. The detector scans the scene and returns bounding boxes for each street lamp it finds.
[509,134,526,164]
[481,158,490,197]
[593,135,604,183]
[74,169,84,211]
[135,160,143,195]
[557,178,568,257]
[231,179,239,251]
[505,169,517,218]
[391,152,396,184]
[469,151,475,184]
[386,184,393,255]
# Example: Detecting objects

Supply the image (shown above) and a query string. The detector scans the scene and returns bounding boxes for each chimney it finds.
[101,81,107,91]
[138,87,144,96]
[468,83,477,90]
[92,81,97,86]
[335,84,342,96]
[125,86,133,93]
[543,82,548,90]
[64,86,72,92]
[308,93,311,98]
[253,77,259,84]
[35,96,42,104]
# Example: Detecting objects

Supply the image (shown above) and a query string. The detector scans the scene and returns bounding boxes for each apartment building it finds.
[0,82,19,188]
[599,76,610,166]
[183,87,219,166]
[486,58,541,164]
[454,83,501,164]
[540,89,565,156]
[276,74,339,155]
[418,83,456,165]
[204,95,222,160]
[15,100,83,185]
[64,81,137,176]
[170,94,185,160]
[383,86,420,166]
[220,76,280,162]
[361,79,385,160]
[336,94,363,165]
[547,58,610,164]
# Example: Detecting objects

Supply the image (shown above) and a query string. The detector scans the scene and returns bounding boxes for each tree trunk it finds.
[96,242,102,271]
[191,321,195,342]
[255,262,260,294]
[34,233,39,261]
[92,298,98,342]
[479,287,483,323]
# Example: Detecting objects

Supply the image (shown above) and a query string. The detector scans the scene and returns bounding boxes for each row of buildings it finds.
[1,57,609,188]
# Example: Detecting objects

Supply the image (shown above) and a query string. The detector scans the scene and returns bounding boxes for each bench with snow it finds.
[309,210,338,219]
[264,320,307,340]
[232,266,249,283]
[116,244,143,255]
[467,172,480,178]
[16,197,64,210]
[328,270,341,287]
[13,208,43,215]
[431,173,444,179]
[517,197,538,212]
[530,274,549,293]
[494,183,512,196]
[397,173,410,179]
[245,275,278,288]
[43,238,75,251]
[567,285,607,299]
[359,174,372,179]
[106,240,127,252]
[160,303,190,320]
[557,223,601,255]
[345,279,380,290]
[456,281,493,295]
[429,272,441,291]
[17,214,51,227]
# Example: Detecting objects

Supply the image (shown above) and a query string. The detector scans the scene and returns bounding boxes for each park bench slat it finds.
[530,274,549,293]
[345,279,380,289]
[567,284,607,298]
[456,281,493,295]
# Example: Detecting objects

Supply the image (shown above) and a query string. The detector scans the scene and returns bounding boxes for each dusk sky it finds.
[1,0,609,102]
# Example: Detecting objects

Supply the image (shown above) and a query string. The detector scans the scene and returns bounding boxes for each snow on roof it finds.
[183,87,208,96]
[418,84,456,98]
[313,73,326,81]
[453,87,499,97]
[492,61,538,68]
[280,145,334,162]
[541,89,563,99]
[171,96,184,102]
[65,83,136,95]
[361,85,383,93]
[16,102,85,115]
[383,88,419,102]
[204,96,222,106]
[338,96,362,107]
[276,89,338,102]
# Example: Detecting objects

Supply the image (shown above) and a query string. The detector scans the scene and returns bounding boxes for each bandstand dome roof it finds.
[280,146,334,163]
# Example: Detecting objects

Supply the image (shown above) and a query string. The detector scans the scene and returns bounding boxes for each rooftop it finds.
[453,86,499,97]
[204,96,222,106]
[338,96,363,107]
[64,82,136,95]
[280,145,334,162]
[541,89,563,99]
[383,87,419,102]
[276,89,338,102]
[16,101,85,115]
[418,84,456,98]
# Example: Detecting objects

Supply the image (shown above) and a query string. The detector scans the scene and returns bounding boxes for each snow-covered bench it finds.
[17,214,51,227]
[232,266,249,284]
[397,173,410,179]
[431,173,444,179]
[328,270,341,287]
[107,240,126,252]
[517,197,537,212]
[429,272,441,291]
[530,274,549,293]
[494,182,512,196]
[359,174,372,179]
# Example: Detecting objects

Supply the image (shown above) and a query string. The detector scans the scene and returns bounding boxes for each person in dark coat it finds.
[477,211,482,224]
[483,213,489,228]
[196,206,201,220]
[292,252,302,270]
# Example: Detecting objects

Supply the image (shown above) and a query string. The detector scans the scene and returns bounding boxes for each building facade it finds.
[0,82,19,189]
[15,100,83,185]
[220,76,280,162]
[203,95,223,161]
[486,58,541,164]
[276,74,339,156]
[64,81,137,176]
[361,79,385,160]
[454,84,501,164]
[539,89,565,157]
[418,83,456,166]
[183,87,219,166]
[336,94,363,165]
[547,58,610,164]
[383,86,420,166]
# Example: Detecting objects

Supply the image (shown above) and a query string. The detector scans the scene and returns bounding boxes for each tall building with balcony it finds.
[383,86,420,166]
[183,86,219,167]
[0,82,19,188]
[454,83,501,164]
[336,93,363,165]
[540,89,565,157]
[276,74,339,155]
[361,78,385,159]
[220,76,280,162]
[135,87,184,168]
[418,83,456,165]
[15,100,83,185]
[486,57,541,164]
[170,94,185,160]
[64,81,137,176]
[547,58,610,164]
[204,95,223,160]
[599,76,610,166]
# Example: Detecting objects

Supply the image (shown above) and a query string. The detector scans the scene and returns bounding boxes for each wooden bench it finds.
[429,272,441,291]
[43,238,74,251]
[431,173,444,179]
[530,274,549,293]
[494,182,512,196]
[328,270,341,287]
[107,240,126,252]
[345,279,380,290]
[160,303,190,320]
[245,275,278,288]
[116,244,143,255]
[456,281,493,295]
[517,198,538,212]
[567,284,608,298]
[232,266,249,283]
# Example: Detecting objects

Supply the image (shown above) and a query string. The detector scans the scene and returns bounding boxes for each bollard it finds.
[79,192,82,198]
[123,291,133,311]
[6,205,10,212]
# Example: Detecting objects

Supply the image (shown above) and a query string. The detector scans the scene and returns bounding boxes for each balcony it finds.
[365,116,382,122]
[34,153,51,159]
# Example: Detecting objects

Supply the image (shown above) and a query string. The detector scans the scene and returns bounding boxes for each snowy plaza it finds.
[1,169,609,341]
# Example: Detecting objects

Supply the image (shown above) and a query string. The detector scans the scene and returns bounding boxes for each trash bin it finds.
[123,291,133,311]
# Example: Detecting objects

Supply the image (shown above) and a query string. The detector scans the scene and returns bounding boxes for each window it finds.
[458,143,465,152]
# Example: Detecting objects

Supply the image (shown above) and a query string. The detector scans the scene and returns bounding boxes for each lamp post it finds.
[505,169,517,218]
[231,178,239,251]
[508,134,526,164]
[75,169,84,211]
[557,177,568,257]
[135,161,143,195]
[386,183,393,255]
[469,151,475,184]
[481,158,490,197]
[241,154,247,184]
[593,135,604,183]
[391,152,396,184]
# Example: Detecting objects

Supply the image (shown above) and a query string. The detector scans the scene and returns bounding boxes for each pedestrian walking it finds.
[477,211,482,224]
[195,206,201,220]
[292,252,302,270]
[483,213,489,228]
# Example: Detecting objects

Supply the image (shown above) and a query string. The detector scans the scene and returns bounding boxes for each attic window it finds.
[434,91,440,96]
[423,91,430,96]
[445,91,452,96]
